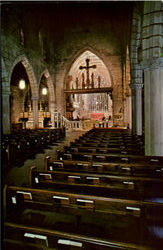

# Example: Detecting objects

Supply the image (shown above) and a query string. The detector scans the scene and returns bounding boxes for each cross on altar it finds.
[79,58,96,88]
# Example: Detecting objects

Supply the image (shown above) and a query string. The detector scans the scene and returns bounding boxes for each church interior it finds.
[2,1,163,249]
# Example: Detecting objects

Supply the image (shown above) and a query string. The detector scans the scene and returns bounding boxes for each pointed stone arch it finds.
[39,69,55,105]
[63,46,114,89]
[55,45,116,115]
[9,55,38,98]
[39,69,56,127]
[9,55,39,129]
[64,47,114,121]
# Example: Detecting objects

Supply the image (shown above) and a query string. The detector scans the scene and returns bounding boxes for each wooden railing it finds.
[94,120,113,128]
[53,112,113,130]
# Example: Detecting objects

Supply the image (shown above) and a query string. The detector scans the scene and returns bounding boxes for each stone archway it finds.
[9,55,38,129]
[39,69,55,106]
[9,55,38,97]
[55,46,116,115]
[64,46,114,90]
[39,69,56,127]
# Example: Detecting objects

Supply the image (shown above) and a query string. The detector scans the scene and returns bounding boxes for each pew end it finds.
[44,156,52,171]
[28,166,37,188]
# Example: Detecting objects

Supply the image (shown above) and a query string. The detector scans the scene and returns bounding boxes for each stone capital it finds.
[130,83,144,90]
[2,89,11,96]
[31,96,39,101]
[142,58,163,70]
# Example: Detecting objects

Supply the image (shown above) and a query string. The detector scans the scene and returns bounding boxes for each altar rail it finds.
[66,120,113,130]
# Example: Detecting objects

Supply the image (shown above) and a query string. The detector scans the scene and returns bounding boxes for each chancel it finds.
[1,1,163,250]
[65,50,113,121]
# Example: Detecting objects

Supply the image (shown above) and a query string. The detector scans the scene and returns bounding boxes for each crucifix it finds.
[79,58,96,89]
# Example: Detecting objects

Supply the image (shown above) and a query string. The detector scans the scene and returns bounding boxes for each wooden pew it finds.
[69,133,143,152]
[72,136,143,144]
[55,130,156,164]
[45,157,163,177]
[74,138,143,147]
[4,222,150,250]
[75,129,144,148]
[2,128,65,168]
[57,150,163,165]
[5,128,162,249]
[4,185,163,249]
[77,129,143,139]
[29,166,163,200]
[70,142,143,155]
[65,145,143,155]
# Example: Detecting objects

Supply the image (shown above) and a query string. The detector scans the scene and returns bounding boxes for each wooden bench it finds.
[29,166,163,200]
[4,185,163,249]
[65,145,143,155]
[4,222,150,250]
[5,128,162,249]
[57,150,162,165]
[74,138,143,146]
[4,185,163,248]
[45,157,163,177]
[2,128,65,168]
[70,132,144,152]
[77,129,143,140]
[70,143,143,155]
[75,129,144,149]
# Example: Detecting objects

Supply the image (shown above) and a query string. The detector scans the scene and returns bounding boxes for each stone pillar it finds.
[130,86,136,134]
[2,89,11,134]
[144,60,163,156]
[50,100,56,128]
[135,84,143,136]
[126,95,132,129]
[130,84,143,135]
[32,96,38,129]
[130,5,143,133]
[142,2,163,156]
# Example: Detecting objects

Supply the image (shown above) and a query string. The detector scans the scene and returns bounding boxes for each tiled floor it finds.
[4,130,86,187]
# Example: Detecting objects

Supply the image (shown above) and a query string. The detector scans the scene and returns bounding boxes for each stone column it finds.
[130,84,143,135]
[142,2,163,155]
[2,89,11,134]
[126,95,132,129]
[32,96,38,129]
[50,100,56,128]
[130,85,136,134]
[135,84,143,136]
[144,60,163,156]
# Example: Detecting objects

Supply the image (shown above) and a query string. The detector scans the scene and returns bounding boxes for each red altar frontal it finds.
[91,113,104,120]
